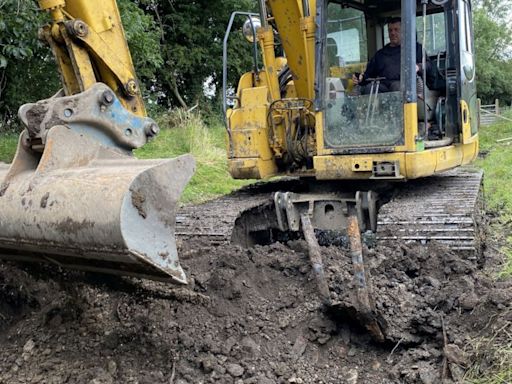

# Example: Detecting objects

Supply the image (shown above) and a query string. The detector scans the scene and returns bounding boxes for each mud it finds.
[0,234,510,383]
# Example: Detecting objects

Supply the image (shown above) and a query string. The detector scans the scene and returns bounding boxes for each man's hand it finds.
[352,73,363,85]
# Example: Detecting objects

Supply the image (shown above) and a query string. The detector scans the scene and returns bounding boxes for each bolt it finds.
[101,90,114,106]
[72,20,88,37]
[145,122,160,137]
[125,80,138,96]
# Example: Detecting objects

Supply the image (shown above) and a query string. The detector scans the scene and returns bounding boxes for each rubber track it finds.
[175,180,301,244]
[176,168,483,254]
[377,168,483,255]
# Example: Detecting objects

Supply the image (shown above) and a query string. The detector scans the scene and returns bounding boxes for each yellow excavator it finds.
[226,0,478,181]
[0,0,481,339]
[214,0,481,339]
[0,0,195,284]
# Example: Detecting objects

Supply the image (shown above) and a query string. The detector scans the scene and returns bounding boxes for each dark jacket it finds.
[362,42,431,88]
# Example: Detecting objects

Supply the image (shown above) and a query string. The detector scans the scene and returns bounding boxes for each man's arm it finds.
[353,54,379,86]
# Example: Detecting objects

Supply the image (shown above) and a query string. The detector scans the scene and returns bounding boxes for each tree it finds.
[136,0,257,110]
[0,0,163,130]
[473,0,512,104]
[0,1,59,130]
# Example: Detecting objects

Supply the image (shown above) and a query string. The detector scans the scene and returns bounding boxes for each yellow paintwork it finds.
[403,103,419,151]
[460,100,478,145]
[268,0,316,100]
[228,157,278,180]
[352,158,373,172]
[258,27,281,101]
[313,140,477,180]
[227,83,278,179]
[38,0,145,116]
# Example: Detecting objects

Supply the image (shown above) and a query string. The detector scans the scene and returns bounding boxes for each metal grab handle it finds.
[222,12,260,118]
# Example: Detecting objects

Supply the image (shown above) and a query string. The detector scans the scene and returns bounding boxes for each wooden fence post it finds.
[495,99,500,116]
[477,98,481,126]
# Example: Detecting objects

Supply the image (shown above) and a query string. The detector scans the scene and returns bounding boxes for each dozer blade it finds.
[0,121,195,284]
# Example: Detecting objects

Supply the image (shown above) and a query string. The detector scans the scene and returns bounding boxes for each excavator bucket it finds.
[0,84,195,284]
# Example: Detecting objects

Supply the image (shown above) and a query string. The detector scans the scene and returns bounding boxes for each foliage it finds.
[0,0,164,131]
[475,107,512,278]
[0,0,59,130]
[135,109,252,203]
[473,1,512,105]
[0,110,252,202]
[118,0,163,81]
[474,0,512,25]
[134,0,257,109]
[476,109,512,219]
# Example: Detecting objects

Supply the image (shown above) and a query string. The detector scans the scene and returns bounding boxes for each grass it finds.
[466,107,512,384]
[0,110,253,203]
[475,108,512,277]
[134,109,253,203]
[466,341,512,384]
[476,109,512,217]
[2,106,512,382]
[0,132,18,163]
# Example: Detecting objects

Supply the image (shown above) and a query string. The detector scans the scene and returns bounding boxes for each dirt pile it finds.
[0,238,510,384]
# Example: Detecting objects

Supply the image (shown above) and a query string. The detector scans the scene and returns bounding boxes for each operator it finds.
[352,17,430,94]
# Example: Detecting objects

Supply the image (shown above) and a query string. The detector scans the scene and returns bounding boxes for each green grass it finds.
[465,324,512,384]
[3,106,512,382]
[135,109,253,203]
[476,109,512,216]
[466,108,512,383]
[0,133,18,163]
[475,108,512,277]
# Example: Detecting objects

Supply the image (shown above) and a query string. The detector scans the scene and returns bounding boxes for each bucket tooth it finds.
[0,124,195,284]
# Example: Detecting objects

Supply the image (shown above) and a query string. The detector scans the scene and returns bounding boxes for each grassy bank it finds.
[469,108,512,384]
[476,108,512,276]
[135,110,252,203]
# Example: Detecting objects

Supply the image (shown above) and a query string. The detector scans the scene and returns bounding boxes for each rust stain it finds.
[0,182,9,197]
[52,218,95,235]
[40,192,50,208]
[131,189,147,219]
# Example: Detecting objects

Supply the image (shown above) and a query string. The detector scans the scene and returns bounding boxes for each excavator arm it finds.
[37,0,145,115]
[0,0,195,284]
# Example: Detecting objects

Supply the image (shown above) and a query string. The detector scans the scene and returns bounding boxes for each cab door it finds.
[457,0,478,142]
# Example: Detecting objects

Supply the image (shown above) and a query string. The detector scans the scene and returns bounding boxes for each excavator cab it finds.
[318,0,478,171]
